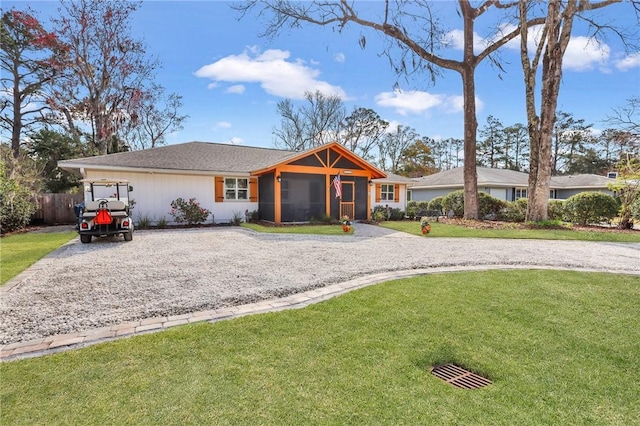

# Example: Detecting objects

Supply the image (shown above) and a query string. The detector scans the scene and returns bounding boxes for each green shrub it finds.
[442,190,465,218]
[427,197,444,215]
[413,201,430,218]
[136,213,152,229]
[526,219,566,228]
[156,216,168,229]
[564,192,619,225]
[406,201,418,220]
[169,198,211,225]
[231,211,244,226]
[389,208,404,221]
[501,198,528,222]
[0,170,36,234]
[632,197,640,222]
[479,192,507,219]
[373,210,386,222]
[547,199,566,221]
[310,213,335,224]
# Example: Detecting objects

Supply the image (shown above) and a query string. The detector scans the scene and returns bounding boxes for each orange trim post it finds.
[274,171,281,223]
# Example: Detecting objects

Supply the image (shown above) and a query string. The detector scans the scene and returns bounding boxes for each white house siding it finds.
[83,170,258,225]
[369,184,409,212]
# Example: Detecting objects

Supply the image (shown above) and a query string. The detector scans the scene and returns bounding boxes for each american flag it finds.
[332,174,342,198]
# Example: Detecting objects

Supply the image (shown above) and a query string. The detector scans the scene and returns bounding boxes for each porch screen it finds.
[280,173,326,222]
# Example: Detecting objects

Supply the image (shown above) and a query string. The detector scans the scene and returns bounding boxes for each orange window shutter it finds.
[249,178,258,202]
[375,184,381,203]
[215,177,224,202]
[394,184,400,202]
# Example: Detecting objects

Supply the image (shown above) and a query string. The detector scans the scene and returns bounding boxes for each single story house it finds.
[409,167,617,202]
[59,141,411,224]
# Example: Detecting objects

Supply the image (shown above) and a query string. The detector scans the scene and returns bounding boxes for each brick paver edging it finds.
[2,265,637,362]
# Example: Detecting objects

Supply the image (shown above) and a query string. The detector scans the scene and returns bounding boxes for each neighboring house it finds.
[59,141,397,224]
[409,167,616,202]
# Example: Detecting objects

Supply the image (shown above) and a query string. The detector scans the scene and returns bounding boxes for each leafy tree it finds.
[28,128,85,192]
[234,0,547,219]
[273,90,345,151]
[552,111,594,174]
[566,148,611,176]
[378,124,419,173]
[0,144,40,233]
[477,115,505,168]
[339,107,388,161]
[608,156,640,229]
[594,128,633,172]
[0,8,66,158]
[503,123,529,171]
[398,138,436,177]
[49,0,158,154]
[517,0,632,222]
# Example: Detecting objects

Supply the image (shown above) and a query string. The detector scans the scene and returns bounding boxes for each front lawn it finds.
[0,232,76,285]
[242,222,351,235]
[380,220,640,242]
[2,270,638,425]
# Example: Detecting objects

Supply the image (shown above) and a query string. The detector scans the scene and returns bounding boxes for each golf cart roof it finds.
[81,178,130,185]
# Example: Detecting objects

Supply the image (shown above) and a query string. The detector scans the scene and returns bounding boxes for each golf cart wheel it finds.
[124,231,133,241]
[80,234,92,244]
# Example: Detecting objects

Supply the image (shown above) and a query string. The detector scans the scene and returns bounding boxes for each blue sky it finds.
[7,0,640,149]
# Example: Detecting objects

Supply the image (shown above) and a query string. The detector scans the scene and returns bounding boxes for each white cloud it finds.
[615,52,640,71]
[226,84,245,94]
[441,95,484,113]
[229,137,243,145]
[374,90,443,115]
[445,25,611,73]
[215,121,232,129]
[194,47,346,100]
[442,29,484,54]
[334,52,346,63]
[374,89,483,116]
[562,36,610,71]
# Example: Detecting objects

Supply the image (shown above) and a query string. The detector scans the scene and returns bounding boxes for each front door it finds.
[340,181,355,219]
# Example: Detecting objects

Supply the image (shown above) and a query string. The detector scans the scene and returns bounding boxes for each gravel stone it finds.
[2,224,639,345]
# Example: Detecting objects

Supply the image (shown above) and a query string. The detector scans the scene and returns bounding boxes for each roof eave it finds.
[58,162,251,177]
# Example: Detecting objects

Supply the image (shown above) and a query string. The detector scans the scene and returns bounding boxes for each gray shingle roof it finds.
[58,141,299,174]
[411,167,614,189]
[411,167,529,188]
[373,171,414,184]
[550,174,616,188]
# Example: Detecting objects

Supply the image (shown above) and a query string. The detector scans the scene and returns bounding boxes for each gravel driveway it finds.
[2,224,639,345]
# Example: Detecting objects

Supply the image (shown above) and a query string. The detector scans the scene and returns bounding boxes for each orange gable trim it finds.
[250,142,386,179]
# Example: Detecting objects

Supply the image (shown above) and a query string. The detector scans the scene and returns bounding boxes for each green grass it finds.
[242,222,352,235]
[2,270,639,425]
[0,232,76,285]
[380,220,640,242]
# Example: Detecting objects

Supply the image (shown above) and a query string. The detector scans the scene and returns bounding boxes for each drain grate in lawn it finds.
[430,363,492,389]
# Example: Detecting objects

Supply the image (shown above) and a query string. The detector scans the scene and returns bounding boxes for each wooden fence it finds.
[32,193,84,225]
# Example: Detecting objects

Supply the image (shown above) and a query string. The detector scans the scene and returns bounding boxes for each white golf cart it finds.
[76,178,134,243]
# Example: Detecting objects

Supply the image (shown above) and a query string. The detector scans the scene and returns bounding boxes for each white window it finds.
[515,188,527,199]
[225,178,248,200]
[381,184,395,201]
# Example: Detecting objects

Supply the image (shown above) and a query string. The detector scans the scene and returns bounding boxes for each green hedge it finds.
[564,192,619,225]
